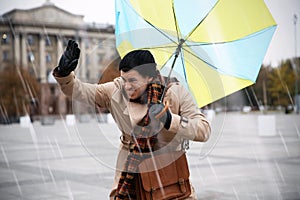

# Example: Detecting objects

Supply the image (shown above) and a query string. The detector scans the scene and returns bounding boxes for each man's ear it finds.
[148,76,154,83]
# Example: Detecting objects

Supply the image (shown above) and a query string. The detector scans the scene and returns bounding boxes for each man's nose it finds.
[124,82,132,90]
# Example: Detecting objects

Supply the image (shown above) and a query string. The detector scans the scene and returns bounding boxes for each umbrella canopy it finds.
[115,0,276,108]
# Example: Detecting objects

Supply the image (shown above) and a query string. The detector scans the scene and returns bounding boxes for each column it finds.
[56,36,67,114]
[56,36,63,63]
[39,34,46,83]
[79,38,87,81]
[21,33,28,69]
[13,33,21,67]
[90,42,98,82]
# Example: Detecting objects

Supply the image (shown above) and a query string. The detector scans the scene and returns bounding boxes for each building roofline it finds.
[2,3,84,19]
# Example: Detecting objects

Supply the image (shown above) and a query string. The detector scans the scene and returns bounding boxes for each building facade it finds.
[0,2,117,117]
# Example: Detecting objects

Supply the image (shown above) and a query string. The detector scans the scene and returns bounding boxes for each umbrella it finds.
[115,0,276,108]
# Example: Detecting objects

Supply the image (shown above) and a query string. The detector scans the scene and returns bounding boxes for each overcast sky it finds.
[0,0,299,67]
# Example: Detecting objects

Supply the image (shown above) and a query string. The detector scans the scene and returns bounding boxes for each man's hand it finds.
[56,40,80,77]
[148,102,172,130]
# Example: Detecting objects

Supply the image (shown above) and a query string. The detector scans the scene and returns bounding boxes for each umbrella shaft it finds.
[160,39,184,102]
[160,54,179,102]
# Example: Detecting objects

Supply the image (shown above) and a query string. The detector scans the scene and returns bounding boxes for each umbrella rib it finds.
[123,0,178,44]
[184,0,221,41]
[179,50,188,84]
[171,0,181,43]
[182,46,218,70]
[140,46,179,67]
[180,26,276,73]
[143,45,178,49]
[144,20,178,44]
[186,25,277,46]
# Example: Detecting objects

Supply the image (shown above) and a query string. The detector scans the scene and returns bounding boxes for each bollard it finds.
[41,116,55,125]
[20,115,31,127]
[78,114,91,123]
[205,109,215,122]
[107,113,115,124]
[66,114,76,126]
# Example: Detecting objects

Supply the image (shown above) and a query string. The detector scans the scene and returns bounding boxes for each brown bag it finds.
[137,151,191,200]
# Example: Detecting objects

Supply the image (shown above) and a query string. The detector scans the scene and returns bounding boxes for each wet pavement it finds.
[0,112,299,199]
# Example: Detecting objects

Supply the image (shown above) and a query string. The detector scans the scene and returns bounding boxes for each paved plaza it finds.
[0,112,299,199]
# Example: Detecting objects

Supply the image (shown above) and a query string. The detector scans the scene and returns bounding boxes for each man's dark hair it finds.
[119,50,157,77]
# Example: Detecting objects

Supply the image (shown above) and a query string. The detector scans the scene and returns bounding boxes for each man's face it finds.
[121,69,153,100]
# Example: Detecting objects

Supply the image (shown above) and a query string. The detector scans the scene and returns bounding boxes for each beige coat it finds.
[54,72,211,199]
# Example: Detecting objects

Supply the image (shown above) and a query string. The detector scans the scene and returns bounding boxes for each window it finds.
[45,36,52,46]
[63,37,73,46]
[63,38,68,46]
[86,55,90,65]
[46,53,52,63]
[1,33,10,45]
[86,69,90,80]
[98,39,103,49]
[97,54,103,64]
[110,54,116,60]
[85,40,90,49]
[2,50,9,61]
[28,52,35,62]
[27,35,34,46]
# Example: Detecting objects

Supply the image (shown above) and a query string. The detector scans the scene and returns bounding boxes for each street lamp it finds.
[293,14,299,114]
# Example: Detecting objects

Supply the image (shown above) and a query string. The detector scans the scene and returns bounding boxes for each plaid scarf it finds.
[115,83,164,200]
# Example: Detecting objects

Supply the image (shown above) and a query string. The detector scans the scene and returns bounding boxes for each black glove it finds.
[56,40,80,76]
[148,103,172,130]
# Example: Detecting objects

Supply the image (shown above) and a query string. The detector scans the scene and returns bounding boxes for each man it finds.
[53,40,211,199]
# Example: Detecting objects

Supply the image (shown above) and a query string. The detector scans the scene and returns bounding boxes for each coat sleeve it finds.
[53,71,115,109]
[166,84,211,142]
